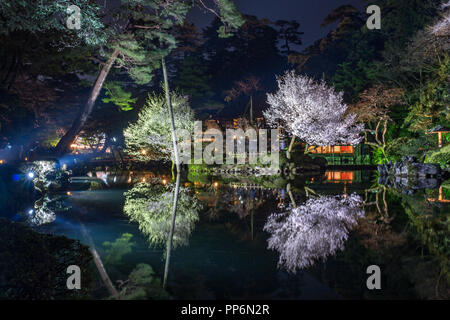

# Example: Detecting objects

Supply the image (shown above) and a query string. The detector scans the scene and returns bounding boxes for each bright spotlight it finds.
[28,209,34,215]
[27,172,35,179]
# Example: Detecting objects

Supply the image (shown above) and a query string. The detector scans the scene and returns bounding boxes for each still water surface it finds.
[2,166,449,299]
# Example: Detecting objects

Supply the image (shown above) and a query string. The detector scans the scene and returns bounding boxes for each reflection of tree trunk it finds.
[287,183,296,208]
[162,57,181,173]
[55,49,120,155]
[251,210,254,240]
[163,172,181,289]
[78,221,119,299]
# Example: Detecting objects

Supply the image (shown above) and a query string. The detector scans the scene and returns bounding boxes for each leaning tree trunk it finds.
[161,56,182,289]
[161,57,181,173]
[55,49,120,155]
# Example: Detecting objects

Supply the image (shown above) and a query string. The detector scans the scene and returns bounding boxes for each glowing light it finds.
[28,209,34,215]
[162,179,167,185]
[112,137,117,142]
[67,191,72,196]
[24,157,28,161]
[141,149,147,155]
[0,160,4,164]
[213,182,219,188]
[27,172,35,179]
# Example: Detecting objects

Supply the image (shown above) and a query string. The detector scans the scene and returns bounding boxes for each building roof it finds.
[426,125,450,133]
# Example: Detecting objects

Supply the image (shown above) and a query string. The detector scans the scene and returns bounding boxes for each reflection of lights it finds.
[27,172,35,179]
[113,176,117,183]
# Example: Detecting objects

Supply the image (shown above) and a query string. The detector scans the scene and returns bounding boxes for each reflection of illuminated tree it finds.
[123,182,201,248]
[264,194,364,272]
[103,233,136,266]
[26,195,69,226]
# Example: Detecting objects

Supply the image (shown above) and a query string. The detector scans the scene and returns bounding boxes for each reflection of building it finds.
[427,186,450,203]
[325,171,354,183]
[308,144,371,165]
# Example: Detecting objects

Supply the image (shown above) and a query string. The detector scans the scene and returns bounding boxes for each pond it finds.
[0,163,448,300]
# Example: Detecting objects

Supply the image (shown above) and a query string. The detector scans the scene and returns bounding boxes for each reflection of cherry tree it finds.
[123,182,201,248]
[263,194,364,272]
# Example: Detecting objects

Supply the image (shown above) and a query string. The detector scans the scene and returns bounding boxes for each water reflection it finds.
[25,195,69,226]
[123,178,202,249]
[264,194,365,272]
[2,162,448,299]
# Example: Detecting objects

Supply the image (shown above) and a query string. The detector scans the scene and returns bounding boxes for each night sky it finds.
[188,0,365,49]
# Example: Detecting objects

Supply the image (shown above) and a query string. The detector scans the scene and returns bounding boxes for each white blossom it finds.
[263,194,365,272]
[429,10,450,36]
[264,71,363,146]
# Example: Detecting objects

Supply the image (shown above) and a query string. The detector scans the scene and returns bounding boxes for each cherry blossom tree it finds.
[263,194,364,272]
[429,1,450,37]
[263,71,363,155]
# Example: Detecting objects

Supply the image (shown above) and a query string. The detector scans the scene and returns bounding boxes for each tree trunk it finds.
[55,49,120,155]
[250,95,253,125]
[287,135,296,159]
[162,57,181,172]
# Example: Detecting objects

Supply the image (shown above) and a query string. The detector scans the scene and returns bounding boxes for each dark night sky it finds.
[187,0,365,49]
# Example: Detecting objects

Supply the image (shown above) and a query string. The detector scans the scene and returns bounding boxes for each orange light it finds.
[67,191,72,196]
[24,157,28,161]
[213,182,219,188]
[0,160,4,164]
[141,149,147,155]
[162,179,167,185]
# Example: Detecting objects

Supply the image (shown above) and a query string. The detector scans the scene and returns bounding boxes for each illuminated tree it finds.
[264,71,363,154]
[263,194,364,272]
[348,85,405,162]
[123,92,195,162]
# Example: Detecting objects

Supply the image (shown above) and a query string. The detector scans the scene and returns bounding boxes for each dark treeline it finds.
[0,0,448,165]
